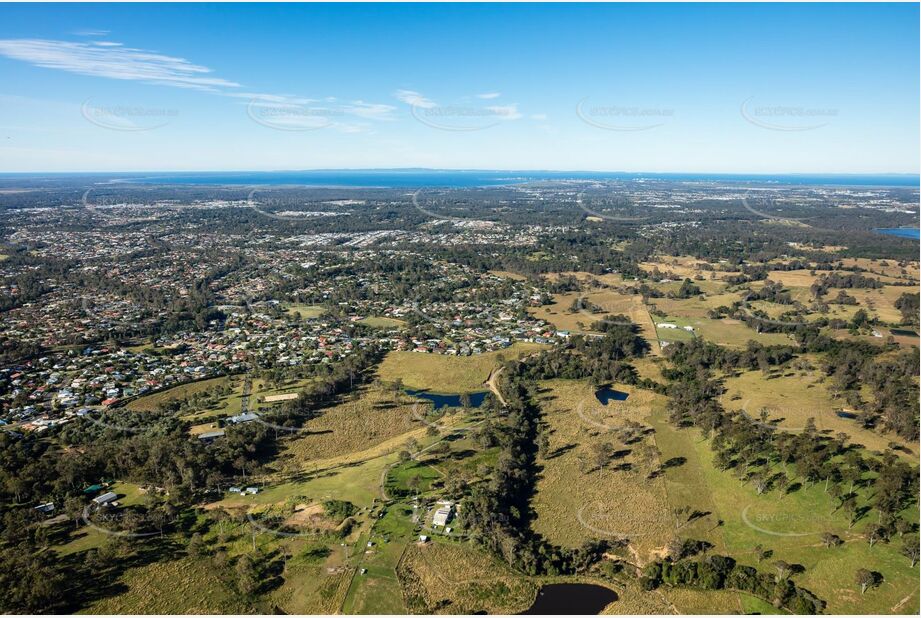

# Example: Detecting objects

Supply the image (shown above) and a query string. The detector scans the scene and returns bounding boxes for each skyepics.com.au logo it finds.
[246,188,312,221]
[410,188,493,222]
[740,504,824,538]
[740,97,838,132]
[412,104,518,132]
[576,97,674,132]
[398,90,521,132]
[82,501,161,538]
[575,398,640,432]
[246,98,345,132]
[81,99,178,132]
[734,399,832,434]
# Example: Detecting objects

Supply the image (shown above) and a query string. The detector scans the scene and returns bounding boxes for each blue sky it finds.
[0,3,917,173]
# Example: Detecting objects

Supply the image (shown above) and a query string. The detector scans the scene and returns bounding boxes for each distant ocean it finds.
[76,170,920,189]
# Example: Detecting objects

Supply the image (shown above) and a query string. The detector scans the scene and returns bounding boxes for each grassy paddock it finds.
[279,385,421,463]
[285,303,327,319]
[397,538,537,614]
[358,316,406,329]
[126,376,229,412]
[648,406,920,614]
[527,289,659,353]
[531,379,674,562]
[719,368,916,457]
[377,342,546,393]
[80,556,252,614]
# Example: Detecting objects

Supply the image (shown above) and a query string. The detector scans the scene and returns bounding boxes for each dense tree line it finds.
[642,554,825,613]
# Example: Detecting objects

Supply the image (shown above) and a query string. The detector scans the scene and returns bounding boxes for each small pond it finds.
[595,387,629,405]
[836,411,858,420]
[520,583,618,615]
[405,389,487,410]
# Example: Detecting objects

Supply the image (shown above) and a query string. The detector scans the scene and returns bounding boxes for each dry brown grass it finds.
[126,376,228,412]
[531,379,674,563]
[84,556,252,614]
[268,563,353,614]
[377,342,546,392]
[838,257,920,281]
[397,540,537,614]
[528,289,660,354]
[719,367,916,457]
[600,579,743,615]
[280,385,420,463]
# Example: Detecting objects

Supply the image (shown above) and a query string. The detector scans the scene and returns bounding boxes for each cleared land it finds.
[279,385,421,464]
[648,406,920,615]
[531,379,674,563]
[397,539,538,614]
[377,342,546,392]
[358,316,406,329]
[285,303,327,319]
[126,376,228,412]
[718,367,916,457]
[528,289,660,354]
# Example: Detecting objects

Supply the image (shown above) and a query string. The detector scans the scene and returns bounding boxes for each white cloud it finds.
[530,113,548,121]
[0,37,395,129]
[0,38,241,91]
[394,89,437,109]
[73,29,110,37]
[476,92,501,99]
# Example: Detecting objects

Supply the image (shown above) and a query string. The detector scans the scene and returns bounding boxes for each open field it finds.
[76,499,360,614]
[489,269,528,281]
[638,256,746,284]
[341,503,415,614]
[600,578,750,614]
[285,303,327,319]
[631,357,667,384]
[531,379,674,562]
[397,538,538,614]
[358,316,406,329]
[220,454,396,510]
[80,556,253,614]
[527,289,660,353]
[267,560,353,614]
[838,258,920,282]
[648,406,920,615]
[126,376,229,412]
[377,342,546,392]
[719,367,916,457]
[653,314,794,348]
[753,271,914,326]
[649,291,744,319]
[279,385,421,463]
[160,376,317,424]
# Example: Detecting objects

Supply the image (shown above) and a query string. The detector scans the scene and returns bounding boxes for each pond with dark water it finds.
[405,389,487,410]
[520,583,618,614]
[595,387,629,405]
